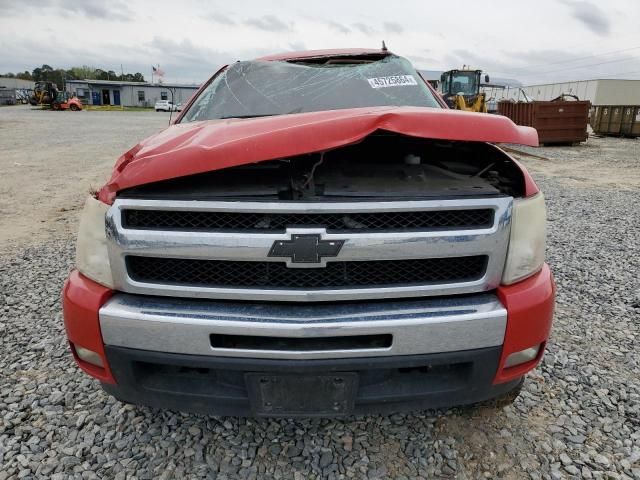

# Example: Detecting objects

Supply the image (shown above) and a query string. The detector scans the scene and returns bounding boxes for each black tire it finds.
[69,104,79,111]
[156,109,161,112]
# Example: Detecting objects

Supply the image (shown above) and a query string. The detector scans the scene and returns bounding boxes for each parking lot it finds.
[1,105,639,479]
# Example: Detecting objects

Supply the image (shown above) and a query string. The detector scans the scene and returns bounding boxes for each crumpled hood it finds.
[99,106,538,202]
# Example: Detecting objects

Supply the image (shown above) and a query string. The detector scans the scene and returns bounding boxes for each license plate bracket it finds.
[245,373,358,417]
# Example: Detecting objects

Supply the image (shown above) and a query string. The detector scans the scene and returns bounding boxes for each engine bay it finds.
[120,132,526,201]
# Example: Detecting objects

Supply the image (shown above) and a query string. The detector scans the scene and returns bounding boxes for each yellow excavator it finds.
[439,68,490,113]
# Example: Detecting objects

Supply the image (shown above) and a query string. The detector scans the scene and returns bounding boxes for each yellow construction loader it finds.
[439,69,489,113]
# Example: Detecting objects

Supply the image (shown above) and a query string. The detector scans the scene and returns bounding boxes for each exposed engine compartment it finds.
[119,132,526,201]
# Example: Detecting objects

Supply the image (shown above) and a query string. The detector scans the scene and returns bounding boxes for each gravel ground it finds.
[0,111,639,479]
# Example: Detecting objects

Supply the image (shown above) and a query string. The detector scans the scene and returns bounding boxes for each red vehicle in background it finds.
[30,81,82,110]
[51,91,83,111]
[63,48,554,417]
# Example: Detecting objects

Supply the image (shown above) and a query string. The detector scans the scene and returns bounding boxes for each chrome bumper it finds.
[99,294,507,360]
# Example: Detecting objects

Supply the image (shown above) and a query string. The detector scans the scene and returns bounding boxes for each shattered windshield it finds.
[181,55,440,122]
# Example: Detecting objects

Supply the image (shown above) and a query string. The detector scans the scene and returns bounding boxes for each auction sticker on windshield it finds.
[367,75,418,89]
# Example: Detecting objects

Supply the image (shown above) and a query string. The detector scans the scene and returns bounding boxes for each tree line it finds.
[1,65,146,87]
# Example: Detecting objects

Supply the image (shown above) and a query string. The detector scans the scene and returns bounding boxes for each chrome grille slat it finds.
[106,198,512,302]
[122,208,495,232]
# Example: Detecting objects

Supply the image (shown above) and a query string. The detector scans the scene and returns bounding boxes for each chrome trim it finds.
[106,198,512,302]
[112,198,507,214]
[100,293,507,360]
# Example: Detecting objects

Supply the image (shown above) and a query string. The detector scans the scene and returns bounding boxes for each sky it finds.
[1,0,639,86]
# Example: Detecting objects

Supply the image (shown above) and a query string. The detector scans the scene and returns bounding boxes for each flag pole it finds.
[120,64,124,110]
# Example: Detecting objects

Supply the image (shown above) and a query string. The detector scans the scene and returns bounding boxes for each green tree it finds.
[69,66,97,80]
[32,64,54,82]
[25,64,144,84]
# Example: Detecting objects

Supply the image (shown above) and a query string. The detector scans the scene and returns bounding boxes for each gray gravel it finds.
[1,136,639,479]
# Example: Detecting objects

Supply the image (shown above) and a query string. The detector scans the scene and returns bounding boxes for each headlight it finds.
[502,193,546,285]
[76,196,114,288]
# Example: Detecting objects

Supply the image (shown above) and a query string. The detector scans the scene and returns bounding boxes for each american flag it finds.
[152,65,165,77]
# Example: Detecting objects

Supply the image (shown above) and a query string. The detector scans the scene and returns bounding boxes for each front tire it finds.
[70,104,79,111]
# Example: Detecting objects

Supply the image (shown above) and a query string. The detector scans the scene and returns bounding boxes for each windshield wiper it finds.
[218,113,279,119]
[218,108,302,120]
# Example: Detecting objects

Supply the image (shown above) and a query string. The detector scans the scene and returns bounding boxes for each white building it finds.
[493,79,640,106]
[65,79,200,107]
[0,77,35,89]
[0,77,34,104]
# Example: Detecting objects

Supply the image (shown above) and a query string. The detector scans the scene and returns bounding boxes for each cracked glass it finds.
[181,55,440,122]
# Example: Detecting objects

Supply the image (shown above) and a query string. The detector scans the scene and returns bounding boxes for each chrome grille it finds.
[106,198,512,302]
[126,255,488,289]
[122,208,494,232]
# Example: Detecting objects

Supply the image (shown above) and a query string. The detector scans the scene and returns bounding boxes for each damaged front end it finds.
[65,49,554,416]
[117,131,535,203]
[98,52,537,202]
[98,108,538,203]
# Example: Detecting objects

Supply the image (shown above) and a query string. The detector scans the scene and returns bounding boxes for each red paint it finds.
[62,270,116,384]
[491,146,540,197]
[98,106,539,203]
[493,264,555,384]
[51,96,83,111]
[512,157,539,197]
[66,97,83,111]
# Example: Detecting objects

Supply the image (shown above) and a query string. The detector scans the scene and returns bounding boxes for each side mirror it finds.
[440,74,446,83]
[484,74,490,83]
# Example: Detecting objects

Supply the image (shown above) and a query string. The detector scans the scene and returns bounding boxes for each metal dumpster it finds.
[498,100,591,145]
[590,105,640,137]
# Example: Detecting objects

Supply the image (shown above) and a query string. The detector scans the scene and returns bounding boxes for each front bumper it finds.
[98,293,507,360]
[62,265,555,414]
[102,346,520,416]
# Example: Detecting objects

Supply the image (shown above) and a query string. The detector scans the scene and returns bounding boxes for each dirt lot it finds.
[0,105,169,249]
[0,106,639,479]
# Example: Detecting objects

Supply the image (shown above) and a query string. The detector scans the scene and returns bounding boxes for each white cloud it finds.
[244,15,293,32]
[207,13,236,26]
[0,0,638,84]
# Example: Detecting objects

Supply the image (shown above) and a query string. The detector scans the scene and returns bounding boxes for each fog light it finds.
[504,345,540,368]
[74,345,104,368]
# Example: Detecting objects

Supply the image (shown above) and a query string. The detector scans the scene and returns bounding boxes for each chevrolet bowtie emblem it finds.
[269,234,345,267]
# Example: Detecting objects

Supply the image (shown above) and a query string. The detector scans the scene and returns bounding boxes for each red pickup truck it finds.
[63,48,554,416]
